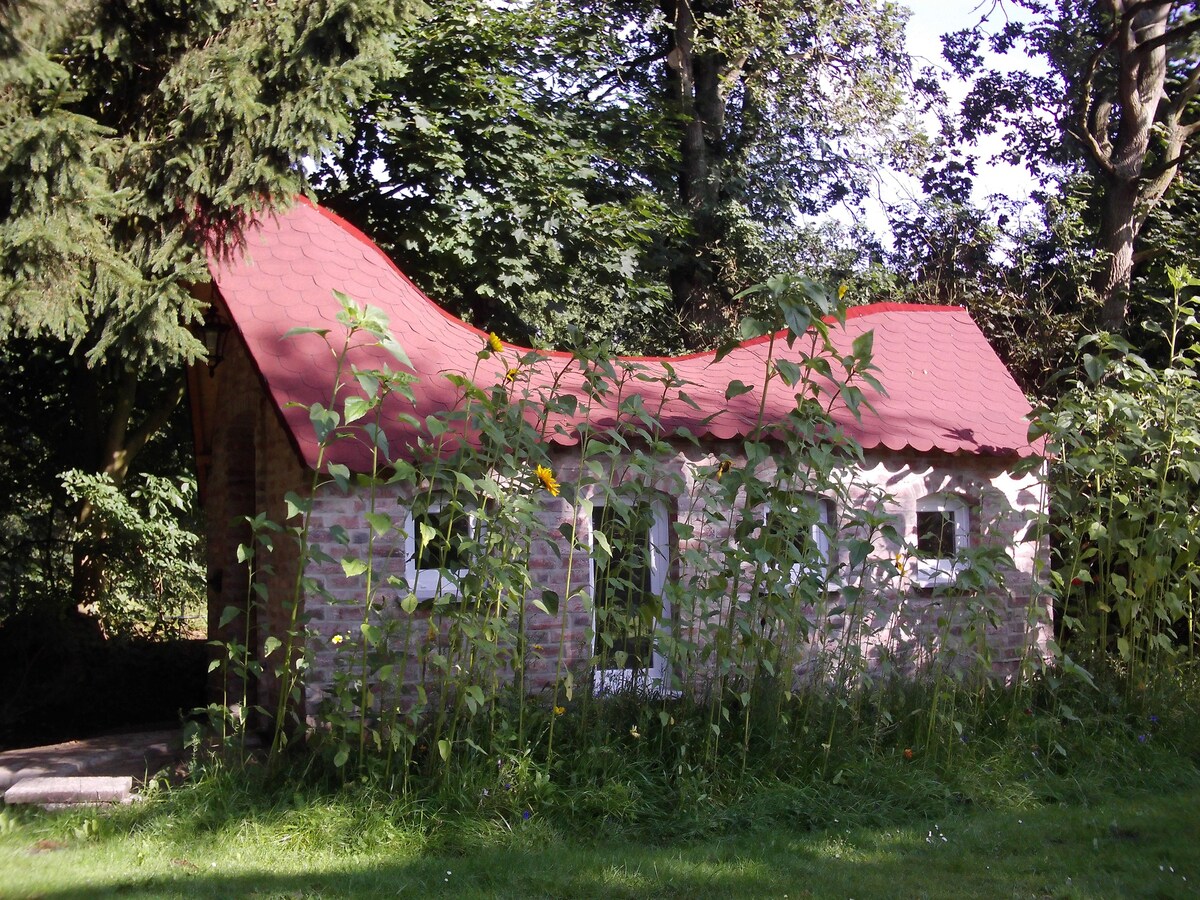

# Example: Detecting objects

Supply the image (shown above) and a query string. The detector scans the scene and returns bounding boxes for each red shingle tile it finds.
[208,199,1043,470]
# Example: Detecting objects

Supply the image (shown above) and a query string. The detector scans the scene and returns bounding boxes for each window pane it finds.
[593,504,654,671]
[764,497,827,572]
[414,507,469,571]
[916,510,956,557]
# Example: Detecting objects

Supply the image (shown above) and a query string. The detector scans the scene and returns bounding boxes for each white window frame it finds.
[403,498,476,601]
[589,495,672,694]
[762,494,835,589]
[912,495,970,588]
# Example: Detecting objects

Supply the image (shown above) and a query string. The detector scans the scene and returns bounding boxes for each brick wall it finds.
[290,443,1050,705]
[204,335,308,721]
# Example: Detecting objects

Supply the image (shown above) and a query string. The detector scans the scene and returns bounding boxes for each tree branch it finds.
[1075,25,1121,175]
[121,375,186,479]
[1132,10,1200,57]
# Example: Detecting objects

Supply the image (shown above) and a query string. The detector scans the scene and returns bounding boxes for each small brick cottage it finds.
[190,198,1050,715]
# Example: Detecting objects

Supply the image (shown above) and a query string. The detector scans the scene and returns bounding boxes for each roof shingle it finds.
[208,199,1041,470]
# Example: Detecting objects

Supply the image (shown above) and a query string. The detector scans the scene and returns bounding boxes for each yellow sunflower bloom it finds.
[553,705,565,716]
[535,464,560,497]
[716,459,733,481]
[487,332,503,353]
[505,366,520,384]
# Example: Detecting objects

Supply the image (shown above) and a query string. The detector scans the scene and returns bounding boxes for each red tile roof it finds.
[207,198,1041,470]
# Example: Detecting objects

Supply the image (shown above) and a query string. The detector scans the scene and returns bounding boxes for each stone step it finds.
[4,775,134,807]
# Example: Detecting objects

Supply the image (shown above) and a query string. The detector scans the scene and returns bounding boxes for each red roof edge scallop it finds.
[206,197,1044,471]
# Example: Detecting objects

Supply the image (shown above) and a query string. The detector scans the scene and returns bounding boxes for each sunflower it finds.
[487,332,503,353]
[716,458,733,480]
[504,366,520,384]
[535,464,560,497]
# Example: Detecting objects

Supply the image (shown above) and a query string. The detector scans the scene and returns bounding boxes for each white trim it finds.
[589,494,672,694]
[912,495,969,588]
[403,498,475,600]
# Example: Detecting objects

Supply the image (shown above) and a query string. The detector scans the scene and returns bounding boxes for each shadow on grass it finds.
[18,786,1200,900]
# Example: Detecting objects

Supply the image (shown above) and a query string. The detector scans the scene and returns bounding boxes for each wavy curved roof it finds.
[207,198,1040,470]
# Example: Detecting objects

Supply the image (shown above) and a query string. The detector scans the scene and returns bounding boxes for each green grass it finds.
[4,670,1199,898]
[2,770,1198,898]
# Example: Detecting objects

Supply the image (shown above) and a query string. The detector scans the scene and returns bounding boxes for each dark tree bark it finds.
[1074,1,1200,329]
[661,0,752,342]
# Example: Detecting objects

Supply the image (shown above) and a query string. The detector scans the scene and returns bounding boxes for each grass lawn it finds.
[2,780,1198,899]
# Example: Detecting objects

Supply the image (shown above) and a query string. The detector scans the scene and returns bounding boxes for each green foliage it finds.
[0,0,397,367]
[5,668,1200,899]
[936,1,1200,328]
[315,0,679,351]
[315,0,923,351]
[61,471,205,638]
[1034,266,1200,679]
[0,0,399,614]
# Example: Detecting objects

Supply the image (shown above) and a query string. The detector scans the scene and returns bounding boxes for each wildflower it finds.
[1150,714,1159,724]
[533,644,544,652]
[487,332,503,354]
[522,809,531,821]
[1138,734,1147,743]
[716,458,732,481]
[630,725,641,739]
[535,464,560,497]
[903,747,913,760]
[553,706,565,716]
[504,366,520,384]
[838,283,849,301]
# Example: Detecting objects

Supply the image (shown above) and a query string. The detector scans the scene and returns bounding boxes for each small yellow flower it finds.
[553,705,565,716]
[716,459,732,481]
[838,283,849,301]
[535,464,560,497]
[533,644,544,652]
[331,634,344,645]
[487,332,503,353]
[504,366,520,384]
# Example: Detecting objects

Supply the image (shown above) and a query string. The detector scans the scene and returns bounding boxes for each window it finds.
[912,495,969,587]
[404,498,476,600]
[590,496,670,693]
[762,494,834,589]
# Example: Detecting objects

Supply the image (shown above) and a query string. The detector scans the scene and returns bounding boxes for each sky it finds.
[850,0,1042,237]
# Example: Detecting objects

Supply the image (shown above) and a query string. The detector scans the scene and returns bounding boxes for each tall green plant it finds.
[1035,266,1200,687]
[212,281,1033,798]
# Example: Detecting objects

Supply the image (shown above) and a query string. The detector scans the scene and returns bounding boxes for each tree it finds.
[314,0,681,351]
[316,0,920,352]
[652,0,916,340]
[0,0,396,608]
[945,0,1200,329]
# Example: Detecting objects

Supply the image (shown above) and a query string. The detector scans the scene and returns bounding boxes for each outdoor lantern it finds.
[200,306,231,375]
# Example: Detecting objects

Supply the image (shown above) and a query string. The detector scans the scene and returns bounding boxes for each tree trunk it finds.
[663,0,736,342]
[1097,174,1142,330]
[1092,2,1171,330]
